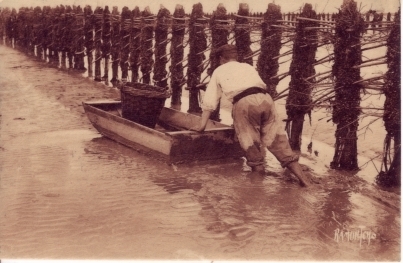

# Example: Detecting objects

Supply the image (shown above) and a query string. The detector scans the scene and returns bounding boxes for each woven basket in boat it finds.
[121,83,170,128]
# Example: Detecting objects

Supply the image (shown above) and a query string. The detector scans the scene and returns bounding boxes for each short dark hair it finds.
[221,50,238,61]
[215,44,238,60]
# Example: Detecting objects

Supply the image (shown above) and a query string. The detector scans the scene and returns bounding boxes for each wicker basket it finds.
[121,83,171,128]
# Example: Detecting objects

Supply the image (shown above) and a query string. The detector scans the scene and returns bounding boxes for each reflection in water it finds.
[153,176,203,194]
[0,115,400,260]
[147,155,400,261]
[318,187,353,243]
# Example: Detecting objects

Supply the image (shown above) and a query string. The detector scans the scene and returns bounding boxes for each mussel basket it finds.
[121,82,171,128]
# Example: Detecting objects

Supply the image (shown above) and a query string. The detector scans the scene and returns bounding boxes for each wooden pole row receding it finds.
[0,3,399,182]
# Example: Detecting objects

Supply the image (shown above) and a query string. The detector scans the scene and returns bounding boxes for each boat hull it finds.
[83,101,244,163]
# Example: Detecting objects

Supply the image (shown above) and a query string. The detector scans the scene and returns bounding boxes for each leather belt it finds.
[232,87,268,104]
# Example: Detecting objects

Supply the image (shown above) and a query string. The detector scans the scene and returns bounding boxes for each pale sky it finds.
[0,0,400,13]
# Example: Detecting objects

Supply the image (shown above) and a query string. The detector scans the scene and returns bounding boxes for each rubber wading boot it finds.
[286,161,311,187]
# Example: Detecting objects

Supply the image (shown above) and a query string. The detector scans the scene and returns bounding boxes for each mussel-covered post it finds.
[26,8,35,55]
[376,9,401,187]
[65,6,75,68]
[110,6,120,84]
[74,6,85,70]
[129,7,141,83]
[58,6,67,66]
[32,7,42,58]
[207,3,229,121]
[48,7,58,63]
[5,9,16,47]
[234,3,252,65]
[187,3,207,114]
[93,6,103,81]
[101,6,111,81]
[84,5,94,76]
[153,6,170,88]
[257,3,282,97]
[209,8,228,60]
[330,0,365,170]
[170,4,186,107]
[120,6,131,83]
[140,7,154,84]
[285,4,318,151]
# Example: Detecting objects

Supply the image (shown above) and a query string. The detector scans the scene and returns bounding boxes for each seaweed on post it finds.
[330,0,365,170]
[285,3,318,151]
[234,3,253,65]
[207,3,229,121]
[376,9,401,187]
[129,6,141,83]
[256,3,282,97]
[187,3,207,114]
[169,4,186,107]
[153,6,170,88]
[101,6,111,81]
[120,6,131,83]
[110,6,121,84]
[140,7,154,85]
[84,5,94,77]
[93,6,103,81]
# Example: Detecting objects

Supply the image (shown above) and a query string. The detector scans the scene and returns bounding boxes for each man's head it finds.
[214,44,238,65]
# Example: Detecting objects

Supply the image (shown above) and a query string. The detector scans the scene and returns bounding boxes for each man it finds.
[193,44,316,187]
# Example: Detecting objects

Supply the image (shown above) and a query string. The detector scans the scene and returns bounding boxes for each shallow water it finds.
[0,44,400,261]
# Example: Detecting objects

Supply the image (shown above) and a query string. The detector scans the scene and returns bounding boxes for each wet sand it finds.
[0,44,400,261]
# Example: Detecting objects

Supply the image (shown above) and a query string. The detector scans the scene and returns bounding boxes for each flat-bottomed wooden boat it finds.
[83,101,243,163]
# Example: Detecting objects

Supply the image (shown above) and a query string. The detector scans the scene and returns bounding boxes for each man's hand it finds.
[190,125,205,133]
[190,110,212,133]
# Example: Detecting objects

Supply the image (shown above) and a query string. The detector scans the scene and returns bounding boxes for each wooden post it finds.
[140,6,154,84]
[208,3,229,121]
[110,6,120,84]
[170,4,186,107]
[256,3,282,97]
[65,6,75,68]
[32,6,43,59]
[74,6,85,70]
[376,9,401,187]
[153,5,170,88]
[5,9,16,47]
[58,6,67,67]
[48,7,59,65]
[120,6,131,83]
[93,6,103,81]
[234,3,253,65]
[84,5,94,77]
[285,3,318,151]
[129,6,141,83]
[187,3,207,114]
[330,0,365,171]
[101,6,111,81]
[26,8,35,55]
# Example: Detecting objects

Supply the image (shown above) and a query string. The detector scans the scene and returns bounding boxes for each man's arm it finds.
[191,110,212,132]
[192,70,220,132]
[199,110,212,131]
